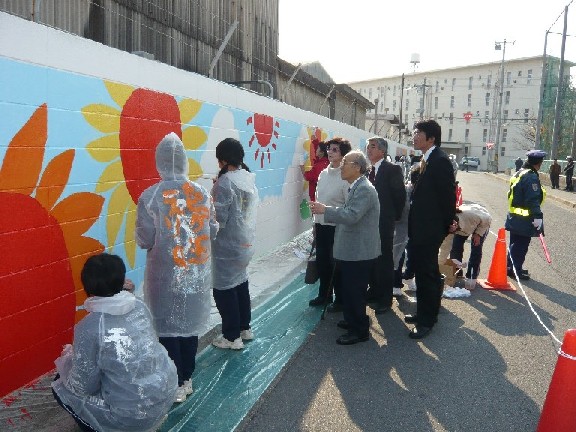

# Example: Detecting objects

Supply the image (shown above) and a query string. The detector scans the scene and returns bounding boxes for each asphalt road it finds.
[237,171,576,432]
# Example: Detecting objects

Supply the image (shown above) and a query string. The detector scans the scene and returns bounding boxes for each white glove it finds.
[298,152,308,166]
[532,218,543,230]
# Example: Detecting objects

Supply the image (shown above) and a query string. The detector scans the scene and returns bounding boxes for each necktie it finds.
[420,159,427,174]
[368,166,376,184]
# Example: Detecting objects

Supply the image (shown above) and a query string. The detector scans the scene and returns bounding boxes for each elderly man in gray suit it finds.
[310,150,381,345]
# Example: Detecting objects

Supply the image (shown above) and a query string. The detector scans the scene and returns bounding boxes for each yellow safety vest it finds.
[508,168,546,216]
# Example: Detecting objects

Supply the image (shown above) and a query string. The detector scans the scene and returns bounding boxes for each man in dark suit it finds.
[405,119,457,339]
[310,151,381,345]
[365,137,406,314]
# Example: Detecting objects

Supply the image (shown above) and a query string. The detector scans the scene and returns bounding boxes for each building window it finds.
[393,100,397,111]
[505,91,510,104]
[465,146,469,155]
[450,96,455,108]
[483,129,488,141]
[465,129,470,141]
[503,110,508,121]
[524,108,529,123]
[500,146,506,156]
[467,94,472,107]
[449,113,454,125]
[406,98,409,110]
[486,93,491,106]
[468,77,473,90]
[502,129,508,142]
[448,129,453,141]
[485,110,490,123]
[506,71,511,85]
[452,78,456,91]
[487,74,492,88]
[369,88,373,99]
[482,146,487,156]
[436,81,439,92]
[393,85,397,96]
[527,69,532,85]
[518,71,522,77]
[434,97,438,109]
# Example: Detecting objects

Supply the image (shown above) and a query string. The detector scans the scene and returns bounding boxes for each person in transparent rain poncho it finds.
[211,138,259,350]
[51,253,178,432]
[136,132,218,403]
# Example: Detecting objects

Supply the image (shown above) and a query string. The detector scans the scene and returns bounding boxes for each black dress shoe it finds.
[507,269,530,280]
[326,302,343,313]
[309,296,328,306]
[337,320,350,330]
[404,314,418,324]
[371,303,390,315]
[409,325,432,339]
[336,332,369,345]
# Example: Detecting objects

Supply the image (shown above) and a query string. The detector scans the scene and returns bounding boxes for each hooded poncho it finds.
[136,132,218,337]
[51,291,178,432]
[211,169,259,290]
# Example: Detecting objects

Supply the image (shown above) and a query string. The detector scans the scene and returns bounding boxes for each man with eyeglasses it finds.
[365,137,406,314]
[405,120,457,339]
[310,151,380,345]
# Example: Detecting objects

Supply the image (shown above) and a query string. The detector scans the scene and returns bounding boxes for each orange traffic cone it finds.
[478,228,516,291]
[537,329,576,431]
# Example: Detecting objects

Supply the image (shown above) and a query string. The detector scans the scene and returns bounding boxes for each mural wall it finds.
[0,12,411,398]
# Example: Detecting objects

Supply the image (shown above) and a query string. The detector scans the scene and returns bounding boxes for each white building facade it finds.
[348,56,562,171]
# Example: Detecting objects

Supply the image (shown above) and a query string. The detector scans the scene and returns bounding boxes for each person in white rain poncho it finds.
[51,253,178,432]
[136,132,218,403]
[211,138,259,350]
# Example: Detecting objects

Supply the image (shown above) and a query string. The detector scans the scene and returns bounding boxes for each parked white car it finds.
[460,157,480,170]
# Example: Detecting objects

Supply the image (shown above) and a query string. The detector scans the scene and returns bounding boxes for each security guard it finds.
[505,150,546,280]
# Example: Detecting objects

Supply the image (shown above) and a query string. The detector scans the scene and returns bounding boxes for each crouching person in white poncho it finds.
[51,253,178,432]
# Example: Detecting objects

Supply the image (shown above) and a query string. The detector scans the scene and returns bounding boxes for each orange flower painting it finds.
[0,104,104,398]
[82,81,207,266]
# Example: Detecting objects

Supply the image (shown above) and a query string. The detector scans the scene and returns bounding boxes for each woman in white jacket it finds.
[211,138,259,350]
[51,253,177,432]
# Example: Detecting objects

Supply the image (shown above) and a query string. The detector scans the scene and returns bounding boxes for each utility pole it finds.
[535,31,549,150]
[374,98,379,134]
[418,78,430,120]
[551,6,569,159]
[399,73,405,143]
[494,39,514,173]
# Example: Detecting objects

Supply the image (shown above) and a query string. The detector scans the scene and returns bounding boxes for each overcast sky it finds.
[279,0,576,83]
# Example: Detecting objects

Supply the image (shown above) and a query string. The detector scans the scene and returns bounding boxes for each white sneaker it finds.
[405,278,417,291]
[212,335,244,350]
[182,379,193,395]
[392,287,403,297]
[174,386,187,403]
[240,329,254,341]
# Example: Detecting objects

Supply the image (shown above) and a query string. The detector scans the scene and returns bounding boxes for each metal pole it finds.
[535,31,549,150]
[208,20,239,78]
[280,63,302,101]
[494,40,507,173]
[551,6,568,159]
[374,98,379,134]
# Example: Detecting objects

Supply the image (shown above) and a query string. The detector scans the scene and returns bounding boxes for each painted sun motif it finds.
[247,113,280,168]
[0,104,104,397]
[82,81,208,266]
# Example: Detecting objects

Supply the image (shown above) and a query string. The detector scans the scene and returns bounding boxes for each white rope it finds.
[489,228,576,361]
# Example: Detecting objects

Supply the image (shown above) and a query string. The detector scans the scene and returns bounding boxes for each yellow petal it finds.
[86,134,120,162]
[104,81,135,108]
[179,99,203,124]
[106,184,130,247]
[188,158,204,180]
[124,202,137,268]
[96,160,124,192]
[82,104,121,134]
[182,126,207,151]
